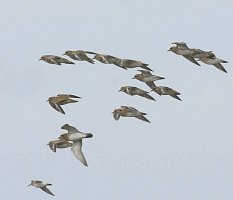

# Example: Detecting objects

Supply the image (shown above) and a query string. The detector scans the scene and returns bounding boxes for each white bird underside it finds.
[71,140,88,166]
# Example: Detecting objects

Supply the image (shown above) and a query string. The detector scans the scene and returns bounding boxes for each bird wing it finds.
[170,94,182,101]
[113,111,120,120]
[41,186,55,196]
[213,63,227,73]
[77,51,95,63]
[57,56,74,64]
[49,101,65,114]
[182,55,201,66]
[172,42,189,49]
[135,115,150,123]
[50,57,61,65]
[138,92,156,101]
[57,94,81,98]
[71,140,88,166]
[121,106,138,112]
[163,87,181,95]
[48,142,56,152]
[61,124,81,133]
[111,58,128,69]
[137,69,152,76]
[146,81,156,90]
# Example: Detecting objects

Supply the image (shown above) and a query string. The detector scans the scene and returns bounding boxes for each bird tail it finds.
[220,59,228,63]
[85,133,93,138]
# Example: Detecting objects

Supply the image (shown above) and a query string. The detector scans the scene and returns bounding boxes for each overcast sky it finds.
[1,0,233,199]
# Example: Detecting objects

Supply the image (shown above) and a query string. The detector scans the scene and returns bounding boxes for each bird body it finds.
[93,54,117,64]
[119,86,155,100]
[151,86,182,101]
[39,55,74,65]
[59,124,93,166]
[113,106,150,123]
[132,70,165,83]
[197,55,227,73]
[111,58,153,71]
[63,50,96,64]
[47,94,81,114]
[168,43,201,66]
[27,180,54,196]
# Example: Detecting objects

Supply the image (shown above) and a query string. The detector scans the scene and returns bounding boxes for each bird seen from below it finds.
[27,180,54,196]
[59,124,93,167]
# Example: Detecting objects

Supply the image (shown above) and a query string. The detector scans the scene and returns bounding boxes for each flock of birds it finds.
[28,42,228,196]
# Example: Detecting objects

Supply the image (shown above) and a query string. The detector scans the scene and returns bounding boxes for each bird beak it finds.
[46,99,49,102]
[118,89,121,92]
[131,77,135,79]
[62,53,66,55]
[167,49,171,52]
[27,183,32,187]
[39,58,41,60]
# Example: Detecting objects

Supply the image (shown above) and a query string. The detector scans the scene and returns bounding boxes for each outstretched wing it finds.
[71,140,88,167]
[182,55,200,66]
[137,69,152,76]
[113,111,121,120]
[172,42,189,49]
[61,124,80,133]
[135,115,150,123]
[146,81,156,90]
[49,101,65,114]
[41,186,55,196]
[213,63,227,73]
[57,94,81,98]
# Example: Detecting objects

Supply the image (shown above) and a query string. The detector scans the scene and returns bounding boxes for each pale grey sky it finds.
[1,0,233,199]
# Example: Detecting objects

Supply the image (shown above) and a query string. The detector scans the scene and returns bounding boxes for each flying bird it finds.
[112,106,150,123]
[47,94,81,114]
[47,139,72,152]
[59,124,93,166]
[132,70,165,83]
[93,54,127,69]
[168,43,201,66]
[197,54,228,73]
[111,58,153,71]
[151,85,182,101]
[39,55,74,65]
[27,180,54,196]
[119,86,155,101]
[63,50,96,64]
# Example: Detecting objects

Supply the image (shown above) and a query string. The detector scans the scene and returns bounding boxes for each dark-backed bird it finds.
[112,106,150,123]
[63,50,96,64]
[39,55,74,65]
[119,86,155,101]
[47,94,81,114]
